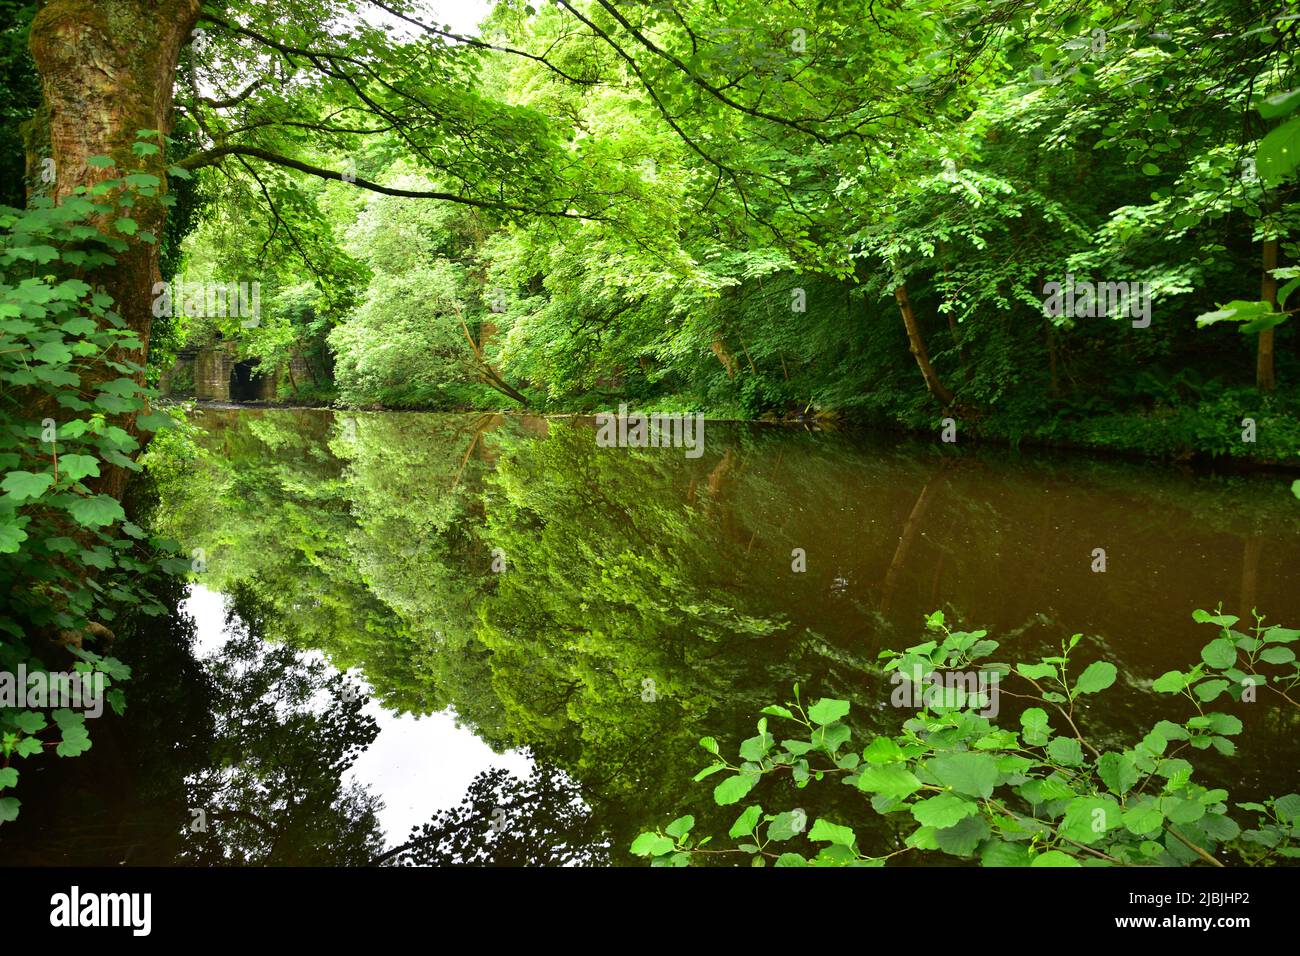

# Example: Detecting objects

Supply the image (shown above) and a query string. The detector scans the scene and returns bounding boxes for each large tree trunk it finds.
[893,282,955,406]
[1257,237,1279,392]
[29,0,200,495]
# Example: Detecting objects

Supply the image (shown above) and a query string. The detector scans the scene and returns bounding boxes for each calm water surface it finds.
[3,409,1297,865]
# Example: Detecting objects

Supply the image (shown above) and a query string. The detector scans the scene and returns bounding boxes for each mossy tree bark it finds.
[28,0,200,494]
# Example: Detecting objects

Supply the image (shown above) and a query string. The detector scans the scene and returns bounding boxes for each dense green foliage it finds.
[3,0,1300,857]
[633,609,1300,866]
[137,0,1300,463]
[0,158,187,825]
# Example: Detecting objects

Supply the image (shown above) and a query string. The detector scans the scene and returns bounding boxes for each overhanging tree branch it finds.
[176,144,602,220]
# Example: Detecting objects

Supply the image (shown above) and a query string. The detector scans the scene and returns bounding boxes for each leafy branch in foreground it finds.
[0,146,190,825]
[633,608,1300,866]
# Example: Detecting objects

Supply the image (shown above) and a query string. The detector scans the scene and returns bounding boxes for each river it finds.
[2,407,1297,865]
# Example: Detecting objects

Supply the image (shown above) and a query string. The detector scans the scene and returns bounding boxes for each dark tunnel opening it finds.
[229,359,264,402]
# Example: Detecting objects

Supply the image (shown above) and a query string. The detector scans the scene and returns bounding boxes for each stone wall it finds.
[158,351,196,397]
[194,343,236,401]
[160,343,310,403]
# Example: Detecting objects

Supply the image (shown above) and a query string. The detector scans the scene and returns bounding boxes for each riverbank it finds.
[170,396,1300,474]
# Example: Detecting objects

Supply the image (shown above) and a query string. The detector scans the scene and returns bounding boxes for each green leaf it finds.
[59,454,101,482]
[1192,609,1240,627]
[807,697,850,725]
[767,810,806,841]
[1193,680,1230,702]
[14,711,45,734]
[60,316,98,336]
[807,818,856,848]
[1030,849,1081,867]
[1195,299,1276,327]
[811,722,851,753]
[1259,646,1296,665]
[1073,660,1117,695]
[630,832,675,857]
[95,394,136,414]
[1046,736,1085,766]
[1016,663,1057,681]
[911,793,978,829]
[32,340,73,364]
[1020,707,1051,745]
[728,805,761,838]
[1152,670,1187,693]
[664,815,694,838]
[0,797,19,823]
[55,726,91,757]
[1,471,53,500]
[66,494,126,528]
[1097,752,1139,796]
[927,751,999,798]
[862,737,905,764]
[981,840,1034,867]
[79,547,113,570]
[1060,796,1120,844]
[1264,626,1300,644]
[1257,115,1300,185]
[932,814,990,857]
[1259,88,1300,119]
[714,773,759,806]
[135,410,176,432]
[1201,639,1236,669]
[739,732,773,761]
[855,763,922,800]
[0,520,25,553]
[1122,798,1165,835]
[1276,276,1300,310]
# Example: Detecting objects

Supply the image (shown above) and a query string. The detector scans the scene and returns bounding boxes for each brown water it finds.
[2,409,1297,865]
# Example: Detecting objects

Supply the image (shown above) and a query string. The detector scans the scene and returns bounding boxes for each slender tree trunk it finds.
[893,282,954,406]
[739,336,758,373]
[1258,237,1279,392]
[458,319,528,405]
[29,0,200,495]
